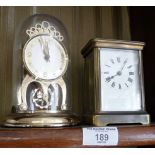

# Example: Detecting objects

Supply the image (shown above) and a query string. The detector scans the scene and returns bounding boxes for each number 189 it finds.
[95,133,109,141]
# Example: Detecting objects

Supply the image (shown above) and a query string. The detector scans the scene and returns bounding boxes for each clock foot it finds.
[84,113,150,126]
[3,112,80,127]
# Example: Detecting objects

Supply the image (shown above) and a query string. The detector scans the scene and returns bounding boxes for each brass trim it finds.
[4,113,80,127]
[84,114,150,126]
[23,34,69,82]
[81,38,145,58]
[94,48,100,112]
[139,50,146,111]
[17,74,68,112]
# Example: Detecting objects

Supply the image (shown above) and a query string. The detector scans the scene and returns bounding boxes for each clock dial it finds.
[100,48,142,111]
[104,57,135,90]
[23,35,68,80]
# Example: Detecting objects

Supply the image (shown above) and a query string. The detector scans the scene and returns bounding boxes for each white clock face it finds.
[23,35,68,80]
[100,48,142,111]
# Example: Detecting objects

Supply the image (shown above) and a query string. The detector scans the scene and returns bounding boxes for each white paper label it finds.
[82,127,118,146]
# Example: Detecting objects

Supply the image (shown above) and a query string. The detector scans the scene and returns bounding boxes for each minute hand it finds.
[120,59,128,72]
[39,37,50,62]
[44,41,50,62]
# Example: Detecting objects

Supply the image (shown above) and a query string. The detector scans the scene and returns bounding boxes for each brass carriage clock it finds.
[81,38,150,126]
[4,14,79,127]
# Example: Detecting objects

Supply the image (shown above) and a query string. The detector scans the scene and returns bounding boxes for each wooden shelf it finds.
[0,125,155,147]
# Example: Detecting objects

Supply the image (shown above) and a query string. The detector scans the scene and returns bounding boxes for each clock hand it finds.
[39,37,44,49]
[44,40,50,62]
[105,68,125,82]
[39,37,50,62]
[106,59,128,82]
[105,74,118,82]
[105,59,128,82]
[120,58,128,72]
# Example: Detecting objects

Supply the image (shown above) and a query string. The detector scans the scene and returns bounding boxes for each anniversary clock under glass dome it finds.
[4,14,79,127]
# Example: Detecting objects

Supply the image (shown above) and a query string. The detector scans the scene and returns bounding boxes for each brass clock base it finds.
[3,113,80,127]
[84,113,150,126]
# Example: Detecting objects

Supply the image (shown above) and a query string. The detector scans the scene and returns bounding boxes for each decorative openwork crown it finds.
[26,21,64,41]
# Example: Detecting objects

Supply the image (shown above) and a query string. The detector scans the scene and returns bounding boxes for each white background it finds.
[0,0,155,6]
[1,148,155,155]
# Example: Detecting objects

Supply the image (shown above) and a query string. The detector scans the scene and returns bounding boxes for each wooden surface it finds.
[0,125,155,147]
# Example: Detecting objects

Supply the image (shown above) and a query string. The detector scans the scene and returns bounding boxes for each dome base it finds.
[3,112,80,127]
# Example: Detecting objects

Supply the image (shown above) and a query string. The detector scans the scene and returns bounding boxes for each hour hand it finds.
[39,37,50,62]
[105,75,116,82]
[43,41,50,62]
[105,77,112,82]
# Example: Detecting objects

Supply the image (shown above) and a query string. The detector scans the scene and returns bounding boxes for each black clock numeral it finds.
[104,72,109,74]
[125,83,129,87]
[117,57,120,63]
[105,77,111,83]
[124,59,128,64]
[105,64,111,67]
[128,77,133,83]
[119,84,121,89]
[110,59,115,64]
[129,72,134,75]
[111,82,115,88]
[127,65,132,69]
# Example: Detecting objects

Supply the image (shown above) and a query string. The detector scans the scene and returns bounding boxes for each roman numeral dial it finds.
[104,56,135,90]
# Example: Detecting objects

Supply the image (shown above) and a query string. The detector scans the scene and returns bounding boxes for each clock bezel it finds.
[23,34,69,81]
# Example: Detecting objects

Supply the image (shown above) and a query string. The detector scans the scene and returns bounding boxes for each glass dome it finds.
[4,14,79,127]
